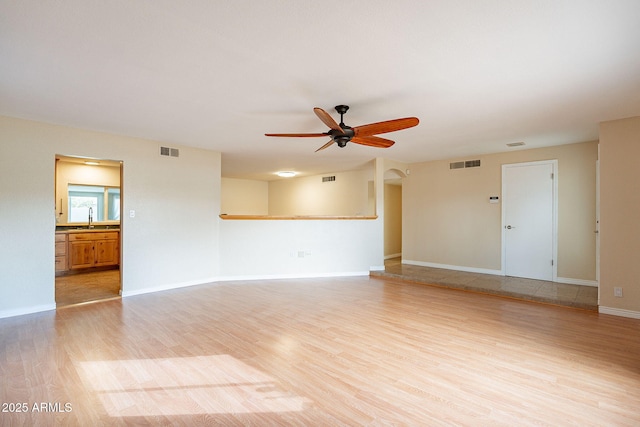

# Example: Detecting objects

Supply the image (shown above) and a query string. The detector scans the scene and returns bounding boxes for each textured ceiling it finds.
[2,1,640,180]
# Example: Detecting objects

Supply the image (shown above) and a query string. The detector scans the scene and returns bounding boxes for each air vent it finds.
[507,141,525,147]
[322,176,336,182]
[160,146,180,157]
[450,159,481,170]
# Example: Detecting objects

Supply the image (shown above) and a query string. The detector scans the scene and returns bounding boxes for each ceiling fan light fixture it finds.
[276,171,297,178]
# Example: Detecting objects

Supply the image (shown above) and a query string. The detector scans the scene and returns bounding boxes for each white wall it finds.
[219,218,382,279]
[0,116,221,317]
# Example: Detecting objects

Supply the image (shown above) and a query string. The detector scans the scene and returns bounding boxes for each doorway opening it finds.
[384,168,405,267]
[54,155,123,308]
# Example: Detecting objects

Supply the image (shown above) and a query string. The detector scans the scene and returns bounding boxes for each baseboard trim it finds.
[121,277,218,298]
[598,306,640,319]
[122,271,373,297]
[402,260,503,276]
[0,303,56,319]
[555,277,598,287]
[384,253,402,260]
[216,271,370,282]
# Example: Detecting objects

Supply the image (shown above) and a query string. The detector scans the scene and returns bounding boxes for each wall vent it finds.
[322,175,336,182]
[160,146,180,157]
[450,159,481,169]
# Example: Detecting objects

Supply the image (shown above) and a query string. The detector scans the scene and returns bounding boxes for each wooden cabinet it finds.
[68,231,119,270]
[55,232,68,273]
[95,239,119,266]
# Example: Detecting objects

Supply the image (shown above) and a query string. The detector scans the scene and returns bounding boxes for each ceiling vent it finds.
[450,159,481,169]
[160,146,179,157]
[322,175,336,182]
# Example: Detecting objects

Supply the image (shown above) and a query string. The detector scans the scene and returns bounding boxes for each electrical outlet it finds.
[614,287,623,297]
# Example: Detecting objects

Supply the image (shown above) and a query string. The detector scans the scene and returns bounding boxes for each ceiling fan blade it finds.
[353,117,419,137]
[314,107,345,134]
[351,135,395,148]
[315,139,336,152]
[265,133,328,137]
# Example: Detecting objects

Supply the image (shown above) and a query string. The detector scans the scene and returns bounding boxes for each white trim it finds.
[216,271,370,282]
[501,160,558,280]
[402,259,503,276]
[369,265,386,272]
[384,253,402,260]
[555,277,598,287]
[121,277,219,297]
[122,271,373,296]
[599,306,640,319]
[0,303,56,319]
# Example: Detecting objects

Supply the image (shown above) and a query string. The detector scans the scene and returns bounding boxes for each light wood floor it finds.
[2,276,639,425]
[55,269,121,308]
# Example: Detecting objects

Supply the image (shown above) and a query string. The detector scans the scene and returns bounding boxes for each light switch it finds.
[129,210,136,218]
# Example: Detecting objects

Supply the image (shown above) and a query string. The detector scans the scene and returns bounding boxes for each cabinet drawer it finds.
[55,233,67,243]
[69,232,118,241]
[55,241,67,256]
[55,256,67,271]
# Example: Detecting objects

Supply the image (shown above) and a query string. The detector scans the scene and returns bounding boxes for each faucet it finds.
[88,207,94,228]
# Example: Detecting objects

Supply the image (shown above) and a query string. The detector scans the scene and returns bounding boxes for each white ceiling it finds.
[2,1,640,180]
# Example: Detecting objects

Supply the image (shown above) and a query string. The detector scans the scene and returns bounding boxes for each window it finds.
[68,185,120,223]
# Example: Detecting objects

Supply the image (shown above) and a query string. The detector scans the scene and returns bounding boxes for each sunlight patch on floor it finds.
[77,355,311,417]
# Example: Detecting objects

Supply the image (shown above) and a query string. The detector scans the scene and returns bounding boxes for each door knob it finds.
[506,225,515,229]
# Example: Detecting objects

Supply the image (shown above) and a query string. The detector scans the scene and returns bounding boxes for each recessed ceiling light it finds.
[85,161,100,165]
[276,171,296,178]
[506,141,525,147]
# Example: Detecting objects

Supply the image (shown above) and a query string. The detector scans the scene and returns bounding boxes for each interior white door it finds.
[503,161,555,281]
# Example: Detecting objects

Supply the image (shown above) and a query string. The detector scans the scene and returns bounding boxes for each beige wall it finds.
[384,183,402,257]
[268,168,373,216]
[221,177,268,215]
[0,116,221,317]
[55,160,121,225]
[599,116,640,313]
[403,141,598,281]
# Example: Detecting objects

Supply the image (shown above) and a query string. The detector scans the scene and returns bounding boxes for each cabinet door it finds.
[95,240,119,266]
[69,241,95,269]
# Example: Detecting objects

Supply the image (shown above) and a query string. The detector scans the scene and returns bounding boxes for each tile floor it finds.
[371,258,598,310]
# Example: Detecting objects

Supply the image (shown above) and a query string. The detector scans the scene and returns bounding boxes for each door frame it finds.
[54,154,124,305]
[501,159,558,281]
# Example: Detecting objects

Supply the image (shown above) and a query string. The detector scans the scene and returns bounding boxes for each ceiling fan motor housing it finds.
[331,127,354,147]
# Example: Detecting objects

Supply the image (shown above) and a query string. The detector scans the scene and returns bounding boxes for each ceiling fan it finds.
[265,105,419,152]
